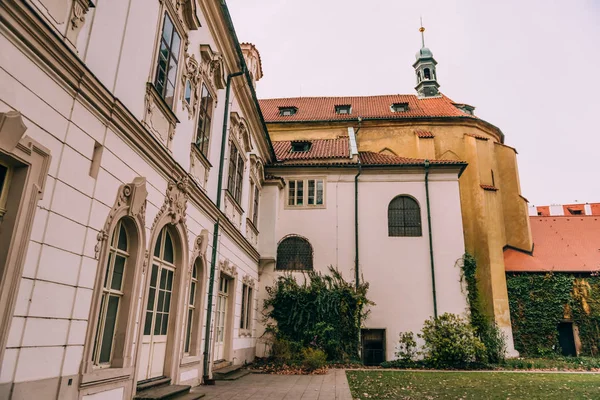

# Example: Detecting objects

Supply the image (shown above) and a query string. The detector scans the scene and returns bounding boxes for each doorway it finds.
[214,275,232,361]
[362,329,386,366]
[138,228,176,381]
[558,322,577,356]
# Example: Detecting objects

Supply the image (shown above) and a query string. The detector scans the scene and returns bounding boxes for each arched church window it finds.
[276,236,313,271]
[424,68,431,80]
[388,196,422,237]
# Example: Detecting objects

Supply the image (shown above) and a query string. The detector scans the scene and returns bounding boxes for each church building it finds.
[0,1,531,399]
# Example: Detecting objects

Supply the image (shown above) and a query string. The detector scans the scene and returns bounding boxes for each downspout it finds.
[352,120,362,362]
[424,160,438,318]
[203,69,245,384]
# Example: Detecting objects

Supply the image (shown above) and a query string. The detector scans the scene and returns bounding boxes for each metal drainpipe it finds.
[424,160,438,318]
[354,161,361,290]
[202,69,245,384]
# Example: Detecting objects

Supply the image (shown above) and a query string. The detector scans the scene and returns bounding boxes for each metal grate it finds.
[276,236,313,271]
[388,196,422,237]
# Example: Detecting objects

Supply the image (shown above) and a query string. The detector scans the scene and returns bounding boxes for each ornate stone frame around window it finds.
[80,178,148,393]
[0,111,51,368]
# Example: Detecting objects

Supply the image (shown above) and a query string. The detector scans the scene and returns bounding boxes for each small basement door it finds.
[362,329,385,366]
[557,322,577,356]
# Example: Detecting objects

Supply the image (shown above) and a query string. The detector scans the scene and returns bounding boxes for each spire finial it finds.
[419,17,425,48]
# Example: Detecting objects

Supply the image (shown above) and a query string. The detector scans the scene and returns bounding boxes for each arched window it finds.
[92,219,129,365]
[388,196,422,237]
[184,259,201,355]
[424,68,431,80]
[276,236,313,271]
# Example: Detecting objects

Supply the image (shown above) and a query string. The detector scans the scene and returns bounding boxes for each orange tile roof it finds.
[259,94,476,123]
[465,133,489,141]
[480,184,498,191]
[504,216,600,272]
[415,130,435,138]
[270,138,465,167]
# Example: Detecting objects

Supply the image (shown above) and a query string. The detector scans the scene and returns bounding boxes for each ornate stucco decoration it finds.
[191,229,209,262]
[0,111,28,152]
[219,259,238,278]
[94,177,148,259]
[240,43,263,88]
[151,175,189,232]
[66,0,93,48]
[200,45,226,91]
[229,112,252,155]
[172,0,201,31]
[242,275,256,289]
[181,53,200,118]
[249,154,265,187]
[143,83,178,149]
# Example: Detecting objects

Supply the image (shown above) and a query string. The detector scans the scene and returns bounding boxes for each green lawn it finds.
[346,370,600,399]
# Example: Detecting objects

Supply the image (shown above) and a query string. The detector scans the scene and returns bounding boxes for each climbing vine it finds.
[506,273,600,356]
[263,266,372,362]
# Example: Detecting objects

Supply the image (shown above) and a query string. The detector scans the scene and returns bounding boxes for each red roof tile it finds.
[272,138,349,161]
[259,94,476,123]
[465,133,489,141]
[504,216,600,272]
[359,152,463,166]
[415,130,435,138]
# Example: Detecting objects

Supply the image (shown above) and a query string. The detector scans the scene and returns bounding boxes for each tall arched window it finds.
[276,236,313,271]
[184,259,201,355]
[92,219,129,365]
[424,68,431,80]
[388,196,422,237]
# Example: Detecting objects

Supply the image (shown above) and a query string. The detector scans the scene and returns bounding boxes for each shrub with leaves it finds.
[419,313,486,369]
[395,332,418,362]
[264,266,372,361]
[301,347,327,371]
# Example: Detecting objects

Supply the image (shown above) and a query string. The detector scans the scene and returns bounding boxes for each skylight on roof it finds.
[279,106,297,116]
[391,102,408,112]
[291,141,311,152]
[335,105,351,115]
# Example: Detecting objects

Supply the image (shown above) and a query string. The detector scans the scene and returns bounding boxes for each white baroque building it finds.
[0,1,469,399]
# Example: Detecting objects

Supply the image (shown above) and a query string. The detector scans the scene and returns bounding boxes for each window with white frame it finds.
[92,220,129,366]
[240,283,253,331]
[287,178,324,207]
[184,260,199,354]
[227,143,244,204]
[154,13,182,109]
[195,84,213,156]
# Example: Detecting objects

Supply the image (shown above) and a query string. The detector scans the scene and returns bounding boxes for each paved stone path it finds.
[191,369,353,400]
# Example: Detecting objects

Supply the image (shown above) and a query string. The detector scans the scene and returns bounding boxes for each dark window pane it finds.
[150,264,159,286]
[154,234,161,257]
[92,295,105,362]
[111,255,126,291]
[288,181,295,205]
[117,223,128,251]
[276,237,313,271]
[0,164,8,197]
[308,180,315,204]
[103,253,113,288]
[147,288,155,312]
[164,292,171,312]
[189,281,196,305]
[247,287,253,328]
[144,311,153,335]
[388,196,421,237]
[240,285,247,329]
[99,296,119,363]
[297,181,304,205]
[192,264,197,280]
[167,270,173,290]
[157,290,165,311]
[316,180,324,205]
[154,313,163,335]
[161,313,169,335]
[164,231,174,263]
[185,309,193,353]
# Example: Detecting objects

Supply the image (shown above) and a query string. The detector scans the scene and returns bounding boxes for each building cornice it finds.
[1,0,259,262]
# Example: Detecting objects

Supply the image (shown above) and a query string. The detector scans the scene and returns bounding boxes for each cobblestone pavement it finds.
[191,369,353,400]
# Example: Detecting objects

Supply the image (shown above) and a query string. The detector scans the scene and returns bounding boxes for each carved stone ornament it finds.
[249,154,265,186]
[172,0,200,31]
[229,112,252,154]
[151,175,189,233]
[180,54,200,118]
[0,111,28,152]
[200,45,226,90]
[70,0,90,29]
[219,259,238,278]
[94,177,148,259]
[242,275,256,289]
[192,229,210,261]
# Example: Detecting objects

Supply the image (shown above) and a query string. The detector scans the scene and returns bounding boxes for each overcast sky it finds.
[227,0,600,206]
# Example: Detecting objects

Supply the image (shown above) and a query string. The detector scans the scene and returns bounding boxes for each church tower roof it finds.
[413,21,440,98]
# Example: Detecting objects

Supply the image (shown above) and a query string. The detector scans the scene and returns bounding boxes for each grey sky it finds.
[227,0,600,206]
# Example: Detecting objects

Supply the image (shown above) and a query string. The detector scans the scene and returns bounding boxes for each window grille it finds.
[388,196,422,237]
[276,236,313,271]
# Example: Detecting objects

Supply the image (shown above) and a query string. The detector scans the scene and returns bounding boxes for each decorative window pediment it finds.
[229,112,252,155]
[249,154,265,186]
[173,0,201,31]
[200,44,226,90]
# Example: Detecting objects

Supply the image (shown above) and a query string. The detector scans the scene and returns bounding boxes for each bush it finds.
[419,313,486,369]
[271,337,302,364]
[395,332,418,362]
[478,321,507,364]
[302,347,327,371]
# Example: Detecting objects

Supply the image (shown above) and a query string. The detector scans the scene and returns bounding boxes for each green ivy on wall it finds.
[506,273,600,357]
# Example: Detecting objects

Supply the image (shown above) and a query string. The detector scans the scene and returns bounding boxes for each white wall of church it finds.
[257,170,468,361]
